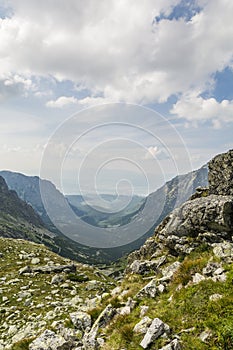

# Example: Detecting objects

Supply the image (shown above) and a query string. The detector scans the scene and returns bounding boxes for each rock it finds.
[202,262,222,276]
[140,318,168,349]
[31,258,40,265]
[133,317,152,334]
[127,258,163,275]
[164,195,233,238]
[160,262,181,281]
[209,293,223,301]
[208,150,233,196]
[19,266,32,275]
[51,274,64,284]
[29,329,73,350]
[7,325,17,336]
[213,242,233,261]
[137,279,158,298]
[83,304,116,349]
[33,264,76,274]
[118,306,131,315]
[212,273,227,283]
[159,339,182,350]
[158,284,165,293]
[110,286,121,296]
[70,311,92,331]
[140,305,149,317]
[192,273,205,284]
[199,329,212,342]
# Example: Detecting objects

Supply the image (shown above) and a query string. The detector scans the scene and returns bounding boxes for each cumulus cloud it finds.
[171,94,233,128]
[0,0,232,106]
[46,96,78,108]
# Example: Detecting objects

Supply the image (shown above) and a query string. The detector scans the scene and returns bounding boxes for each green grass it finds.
[101,248,233,350]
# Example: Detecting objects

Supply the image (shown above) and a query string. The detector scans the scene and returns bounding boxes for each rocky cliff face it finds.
[128,150,233,264]
[209,149,233,196]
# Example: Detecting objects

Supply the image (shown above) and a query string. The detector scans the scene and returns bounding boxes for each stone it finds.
[202,262,222,276]
[158,339,182,350]
[118,306,131,315]
[192,273,205,284]
[212,273,227,283]
[161,262,181,281]
[158,284,165,293]
[51,274,64,284]
[140,305,149,317]
[199,329,212,342]
[7,325,17,336]
[110,286,121,296]
[164,195,233,238]
[137,279,158,298]
[33,264,76,274]
[133,317,152,334]
[140,318,167,349]
[213,242,233,261]
[128,259,160,275]
[83,304,116,349]
[31,258,40,265]
[208,150,233,196]
[209,293,223,301]
[29,329,73,350]
[70,311,91,331]
[19,266,32,275]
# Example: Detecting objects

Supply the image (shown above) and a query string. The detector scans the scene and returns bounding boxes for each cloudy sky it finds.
[0,0,233,195]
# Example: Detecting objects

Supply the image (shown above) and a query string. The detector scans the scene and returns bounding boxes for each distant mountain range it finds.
[66,194,145,228]
[0,165,208,262]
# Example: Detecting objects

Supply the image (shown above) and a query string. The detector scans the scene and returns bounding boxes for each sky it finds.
[0,0,233,195]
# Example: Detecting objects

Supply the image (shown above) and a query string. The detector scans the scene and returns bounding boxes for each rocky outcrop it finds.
[128,194,233,260]
[140,318,170,349]
[83,304,116,349]
[209,149,233,196]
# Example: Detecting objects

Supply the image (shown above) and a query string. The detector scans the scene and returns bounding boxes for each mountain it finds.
[1,150,233,350]
[0,175,54,242]
[66,194,145,227]
[0,174,115,264]
[0,166,208,262]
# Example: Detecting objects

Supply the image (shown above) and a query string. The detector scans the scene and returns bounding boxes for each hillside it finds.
[0,150,233,350]
[0,176,55,244]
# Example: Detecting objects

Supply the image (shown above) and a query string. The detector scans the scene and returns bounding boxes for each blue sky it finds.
[0,0,233,194]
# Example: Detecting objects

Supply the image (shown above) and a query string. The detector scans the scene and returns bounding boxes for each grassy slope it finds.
[100,247,233,349]
[0,238,114,349]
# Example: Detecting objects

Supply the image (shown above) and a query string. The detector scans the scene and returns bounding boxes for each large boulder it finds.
[162,195,233,238]
[153,194,233,256]
[29,329,73,350]
[209,149,233,196]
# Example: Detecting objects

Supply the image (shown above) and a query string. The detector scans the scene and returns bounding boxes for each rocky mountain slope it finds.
[0,176,55,243]
[0,150,233,350]
[0,173,119,264]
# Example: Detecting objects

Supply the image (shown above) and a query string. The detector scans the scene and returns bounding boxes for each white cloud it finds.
[171,94,233,128]
[0,0,232,105]
[46,96,78,108]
